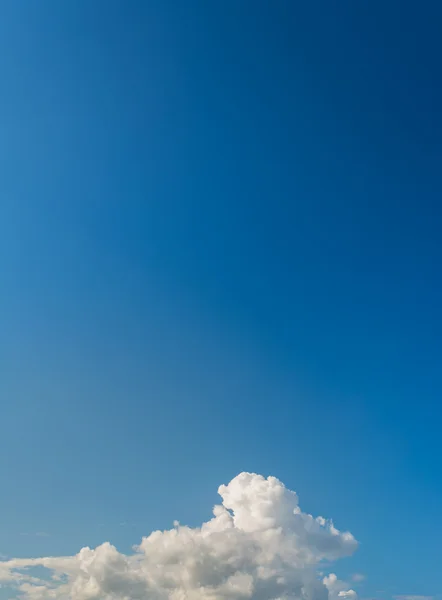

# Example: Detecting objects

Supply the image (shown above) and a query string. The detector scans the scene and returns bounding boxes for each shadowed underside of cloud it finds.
[0,472,358,599]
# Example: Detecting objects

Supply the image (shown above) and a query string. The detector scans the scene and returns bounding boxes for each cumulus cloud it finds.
[323,573,357,600]
[0,472,358,600]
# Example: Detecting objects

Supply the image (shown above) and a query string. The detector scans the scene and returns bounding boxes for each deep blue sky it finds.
[1,1,441,598]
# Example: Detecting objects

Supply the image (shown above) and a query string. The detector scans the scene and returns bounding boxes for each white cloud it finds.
[324,573,358,600]
[394,596,434,600]
[352,574,366,583]
[0,472,358,599]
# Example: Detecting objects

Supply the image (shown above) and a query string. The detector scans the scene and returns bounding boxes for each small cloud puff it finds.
[324,573,358,600]
[0,472,358,600]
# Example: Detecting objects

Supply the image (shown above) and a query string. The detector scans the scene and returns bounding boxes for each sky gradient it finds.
[1,1,441,599]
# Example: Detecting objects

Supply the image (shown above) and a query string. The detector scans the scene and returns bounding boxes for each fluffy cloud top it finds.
[1,472,358,600]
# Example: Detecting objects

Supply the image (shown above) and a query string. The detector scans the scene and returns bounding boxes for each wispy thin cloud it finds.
[394,595,434,600]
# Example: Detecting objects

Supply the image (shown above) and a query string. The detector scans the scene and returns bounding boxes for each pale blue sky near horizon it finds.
[1,2,441,599]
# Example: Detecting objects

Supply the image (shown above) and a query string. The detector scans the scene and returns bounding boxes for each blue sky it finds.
[0,1,441,599]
